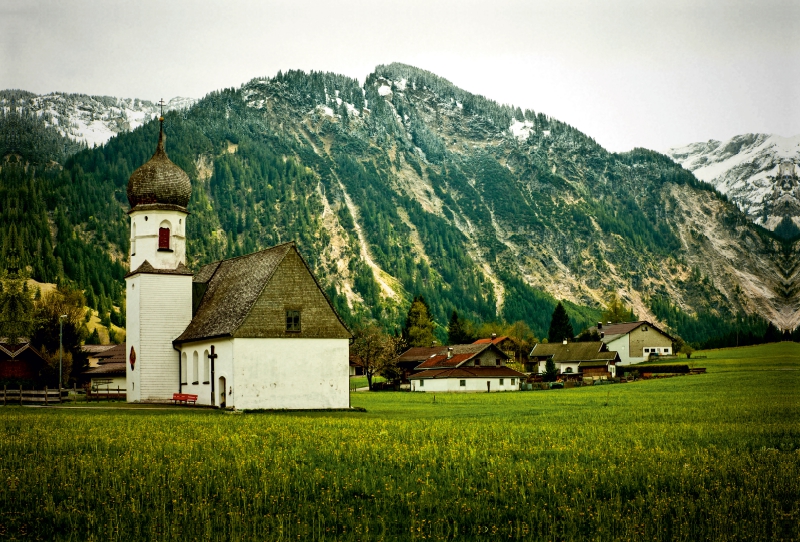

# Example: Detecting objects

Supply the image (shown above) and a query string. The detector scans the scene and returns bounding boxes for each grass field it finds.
[1,343,798,540]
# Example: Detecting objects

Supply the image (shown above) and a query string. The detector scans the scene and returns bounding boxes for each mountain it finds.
[2,65,797,345]
[1,90,196,149]
[666,134,800,238]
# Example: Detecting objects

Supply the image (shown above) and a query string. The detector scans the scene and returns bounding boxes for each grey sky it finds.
[2,0,797,152]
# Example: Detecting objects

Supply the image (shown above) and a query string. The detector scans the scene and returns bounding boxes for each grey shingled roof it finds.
[174,243,294,343]
[127,128,191,211]
[530,341,609,362]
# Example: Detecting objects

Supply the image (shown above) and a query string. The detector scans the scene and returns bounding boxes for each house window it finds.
[495,359,500,366]
[511,378,516,385]
[475,359,481,366]
[180,353,187,384]
[286,310,301,332]
[499,378,504,385]
[158,227,171,250]
[203,350,210,383]
[419,379,424,387]
[565,367,573,373]
[644,348,650,353]
[192,351,199,385]
[459,380,466,387]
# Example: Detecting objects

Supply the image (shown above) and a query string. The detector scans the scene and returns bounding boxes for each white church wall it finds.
[178,338,234,407]
[129,210,188,271]
[410,377,520,393]
[125,274,141,402]
[131,273,192,402]
[231,338,349,409]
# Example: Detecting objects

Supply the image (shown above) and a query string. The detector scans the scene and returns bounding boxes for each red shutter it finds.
[158,227,170,249]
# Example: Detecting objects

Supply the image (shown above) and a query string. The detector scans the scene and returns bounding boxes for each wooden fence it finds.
[2,386,69,405]
[86,384,127,402]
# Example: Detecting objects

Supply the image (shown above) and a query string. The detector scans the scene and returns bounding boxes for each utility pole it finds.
[59,314,67,397]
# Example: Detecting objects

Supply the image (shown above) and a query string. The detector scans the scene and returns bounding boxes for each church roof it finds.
[127,125,191,212]
[176,244,292,343]
[174,242,350,344]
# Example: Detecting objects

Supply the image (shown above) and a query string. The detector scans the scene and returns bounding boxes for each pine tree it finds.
[548,302,573,343]
[447,310,474,345]
[403,295,436,347]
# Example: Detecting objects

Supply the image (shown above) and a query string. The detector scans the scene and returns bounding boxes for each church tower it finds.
[125,114,193,402]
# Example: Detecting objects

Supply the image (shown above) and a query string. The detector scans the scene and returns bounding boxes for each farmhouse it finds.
[409,343,525,392]
[587,321,675,365]
[125,119,351,409]
[528,341,620,377]
[0,341,47,386]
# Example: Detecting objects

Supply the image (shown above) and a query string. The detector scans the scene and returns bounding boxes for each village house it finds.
[473,333,529,364]
[82,343,126,393]
[528,341,620,377]
[408,343,525,392]
[124,118,351,409]
[82,344,117,368]
[0,341,47,387]
[586,321,675,365]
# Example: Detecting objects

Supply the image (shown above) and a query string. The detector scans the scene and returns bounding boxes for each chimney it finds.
[431,341,435,348]
[447,347,453,359]
[597,322,602,330]
[607,321,612,326]
[491,332,497,340]
[600,332,605,339]
[562,339,568,345]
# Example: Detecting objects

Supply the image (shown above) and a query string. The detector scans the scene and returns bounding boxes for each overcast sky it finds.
[2,0,798,152]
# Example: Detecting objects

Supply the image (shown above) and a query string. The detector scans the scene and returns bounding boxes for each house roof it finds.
[580,359,617,368]
[411,343,508,370]
[81,345,117,355]
[529,341,610,362]
[588,321,675,343]
[97,343,126,364]
[0,341,44,360]
[397,344,485,363]
[473,336,509,345]
[410,366,525,379]
[174,242,350,344]
[83,362,126,376]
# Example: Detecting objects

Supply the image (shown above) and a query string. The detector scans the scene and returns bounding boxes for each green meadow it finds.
[1,343,798,540]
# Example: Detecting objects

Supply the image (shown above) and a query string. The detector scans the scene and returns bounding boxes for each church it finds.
[124,117,352,409]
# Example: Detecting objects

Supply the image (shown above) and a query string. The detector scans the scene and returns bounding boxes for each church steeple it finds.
[127,103,191,213]
[125,104,194,404]
[127,104,191,272]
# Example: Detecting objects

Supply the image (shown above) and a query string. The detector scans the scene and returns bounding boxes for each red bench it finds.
[172,393,198,405]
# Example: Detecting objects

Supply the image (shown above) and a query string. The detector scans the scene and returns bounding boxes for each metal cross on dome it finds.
[158,98,165,117]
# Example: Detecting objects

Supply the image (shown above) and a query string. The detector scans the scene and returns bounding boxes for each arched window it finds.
[192,351,199,384]
[132,222,137,255]
[565,367,573,373]
[203,350,210,383]
[180,353,187,384]
[158,220,171,251]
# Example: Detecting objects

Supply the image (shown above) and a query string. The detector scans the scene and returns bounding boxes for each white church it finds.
[124,118,352,409]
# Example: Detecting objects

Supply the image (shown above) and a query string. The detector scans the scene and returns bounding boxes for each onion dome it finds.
[127,120,191,212]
